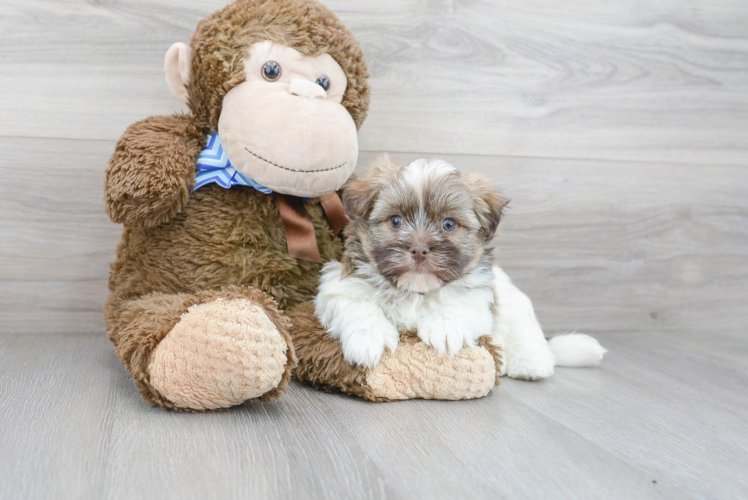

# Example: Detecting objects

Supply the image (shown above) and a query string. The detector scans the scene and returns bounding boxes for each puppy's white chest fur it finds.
[354,262,495,332]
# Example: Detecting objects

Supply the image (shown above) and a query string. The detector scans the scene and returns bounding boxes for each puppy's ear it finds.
[464,172,507,241]
[341,175,375,219]
[342,154,399,220]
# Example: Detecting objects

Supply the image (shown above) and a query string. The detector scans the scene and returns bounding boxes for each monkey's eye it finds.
[261,61,282,82]
[442,218,456,231]
[390,216,403,229]
[315,76,330,92]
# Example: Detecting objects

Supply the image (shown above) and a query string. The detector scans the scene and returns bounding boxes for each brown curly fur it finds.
[105,144,343,408]
[107,168,342,311]
[104,0,365,410]
[105,114,204,228]
[188,0,370,132]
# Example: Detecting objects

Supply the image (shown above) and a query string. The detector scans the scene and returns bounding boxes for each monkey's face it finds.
[215,41,358,198]
[166,39,360,198]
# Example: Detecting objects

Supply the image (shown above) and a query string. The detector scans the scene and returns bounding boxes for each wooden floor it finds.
[1,331,747,500]
[1,0,747,499]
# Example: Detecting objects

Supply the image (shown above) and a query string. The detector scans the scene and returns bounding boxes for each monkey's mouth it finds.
[244,147,347,174]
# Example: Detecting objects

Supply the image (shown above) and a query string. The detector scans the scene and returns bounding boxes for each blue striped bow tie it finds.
[192,132,273,193]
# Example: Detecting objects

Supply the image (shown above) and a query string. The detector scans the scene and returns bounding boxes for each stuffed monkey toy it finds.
[104,0,501,411]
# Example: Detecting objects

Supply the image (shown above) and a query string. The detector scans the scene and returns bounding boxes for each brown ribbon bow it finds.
[276,192,347,263]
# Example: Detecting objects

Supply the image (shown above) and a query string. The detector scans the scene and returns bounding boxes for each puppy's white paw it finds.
[418,316,477,356]
[507,342,555,380]
[340,322,399,369]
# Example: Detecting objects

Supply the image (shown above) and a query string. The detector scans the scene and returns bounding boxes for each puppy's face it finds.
[342,157,506,293]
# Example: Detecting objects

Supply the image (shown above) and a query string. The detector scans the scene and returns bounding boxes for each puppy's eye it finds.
[262,61,282,81]
[315,76,330,92]
[390,216,403,229]
[442,218,456,231]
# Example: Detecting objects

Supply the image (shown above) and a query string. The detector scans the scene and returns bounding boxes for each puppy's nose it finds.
[409,244,430,262]
[288,78,327,99]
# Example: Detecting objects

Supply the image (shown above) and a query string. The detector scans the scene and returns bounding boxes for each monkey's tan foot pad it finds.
[366,340,499,401]
[148,298,290,410]
[288,302,502,402]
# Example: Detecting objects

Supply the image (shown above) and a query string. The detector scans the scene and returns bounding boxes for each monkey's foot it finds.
[289,302,502,401]
[365,336,499,401]
[148,298,291,410]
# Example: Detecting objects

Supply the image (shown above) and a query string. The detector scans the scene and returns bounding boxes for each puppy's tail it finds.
[548,333,607,367]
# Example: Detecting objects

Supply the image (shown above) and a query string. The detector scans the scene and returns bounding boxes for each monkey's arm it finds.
[105,113,205,228]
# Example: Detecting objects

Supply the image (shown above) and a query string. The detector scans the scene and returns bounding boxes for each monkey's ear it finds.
[164,42,192,103]
[464,172,507,241]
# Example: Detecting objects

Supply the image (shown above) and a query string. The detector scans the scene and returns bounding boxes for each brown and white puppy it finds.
[342,155,504,295]
[315,157,606,375]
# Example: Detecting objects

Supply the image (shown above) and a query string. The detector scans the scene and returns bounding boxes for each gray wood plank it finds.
[0,137,119,334]
[352,0,748,165]
[512,332,748,499]
[0,333,117,499]
[304,380,680,500]
[0,0,746,164]
[101,385,392,500]
[3,331,747,499]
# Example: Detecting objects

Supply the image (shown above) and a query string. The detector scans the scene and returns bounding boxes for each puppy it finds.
[315,157,606,378]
